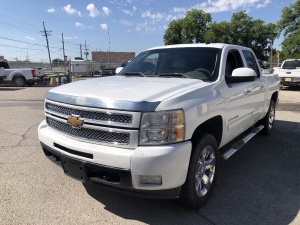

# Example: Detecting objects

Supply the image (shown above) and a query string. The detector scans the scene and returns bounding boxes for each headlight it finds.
[139,109,185,145]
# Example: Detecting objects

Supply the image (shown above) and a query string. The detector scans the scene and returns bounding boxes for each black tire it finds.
[179,133,219,209]
[14,77,26,87]
[259,99,275,135]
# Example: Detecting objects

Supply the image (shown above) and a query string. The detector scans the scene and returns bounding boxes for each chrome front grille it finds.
[44,100,141,148]
[47,117,130,145]
[46,102,132,126]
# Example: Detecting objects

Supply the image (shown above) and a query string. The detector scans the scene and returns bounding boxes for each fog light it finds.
[140,175,162,184]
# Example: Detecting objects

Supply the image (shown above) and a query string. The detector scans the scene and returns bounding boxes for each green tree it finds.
[164,9,211,45]
[52,58,64,66]
[205,11,278,60]
[278,0,300,58]
[205,21,231,43]
[164,10,278,61]
[163,19,183,45]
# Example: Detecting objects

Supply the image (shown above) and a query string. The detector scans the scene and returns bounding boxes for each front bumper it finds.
[38,120,192,199]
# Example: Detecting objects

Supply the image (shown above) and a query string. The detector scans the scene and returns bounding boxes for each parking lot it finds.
[0,84,299,225]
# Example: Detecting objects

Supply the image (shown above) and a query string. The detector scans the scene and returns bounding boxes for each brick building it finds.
[92,51,135,69]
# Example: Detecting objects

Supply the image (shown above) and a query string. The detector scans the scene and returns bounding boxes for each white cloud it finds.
[122,6,136,16]
[102,7,111,16]
[47,8,55,13]
[136,20,156,33]
[142,11,165,21]
[75,22,86,29]
[173,7,187,13]
[62,4,81,16]
[87,3,100,17]
[64,36,79,40]
[25,36,34,41]
[120,19,132,26]
[122,9,132,15]
[168,0,268,15]
[101,23,108,29]
[63,4,76,14]
[256,0,271,8]
[187,0,263,13]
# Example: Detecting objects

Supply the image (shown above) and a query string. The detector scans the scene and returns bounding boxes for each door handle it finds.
[245,90,252,95]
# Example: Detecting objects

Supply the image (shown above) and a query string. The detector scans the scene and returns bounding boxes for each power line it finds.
[0,36,46,47]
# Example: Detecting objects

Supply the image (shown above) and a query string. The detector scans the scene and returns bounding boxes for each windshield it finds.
[118,47,221,82]
[282,60,300,69]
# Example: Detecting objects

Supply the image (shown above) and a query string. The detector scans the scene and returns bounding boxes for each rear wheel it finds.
[259,99,275,135]
[179,133,219,209]
[14,77,26,87]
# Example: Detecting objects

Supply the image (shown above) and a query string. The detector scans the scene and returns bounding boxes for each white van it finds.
[71,60,101,76]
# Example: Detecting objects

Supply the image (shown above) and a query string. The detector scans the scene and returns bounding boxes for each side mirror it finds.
[226,68,256,83]
[115,67,124,74]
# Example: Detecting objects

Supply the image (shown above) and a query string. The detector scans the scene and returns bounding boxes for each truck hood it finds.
[46,76,209,110]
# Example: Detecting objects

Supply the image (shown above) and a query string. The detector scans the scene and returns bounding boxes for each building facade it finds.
[92,51,135,69]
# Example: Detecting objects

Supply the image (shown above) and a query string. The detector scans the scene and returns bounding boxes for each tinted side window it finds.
[242,50,259,77]
[225,50,244,76]
[0,61,9,69]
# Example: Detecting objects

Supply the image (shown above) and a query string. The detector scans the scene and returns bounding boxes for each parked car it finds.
[272,59,300,87]
[0,61,44,87]
[38,43,280,209]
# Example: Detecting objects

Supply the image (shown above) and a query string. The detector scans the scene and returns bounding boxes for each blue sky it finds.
[0,0,296,62]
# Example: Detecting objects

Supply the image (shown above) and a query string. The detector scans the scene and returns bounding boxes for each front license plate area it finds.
[285,78,292,82]
[61,159,87,182]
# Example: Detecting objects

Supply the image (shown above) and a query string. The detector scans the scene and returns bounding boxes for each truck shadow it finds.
[83,119,300,225]
[0,87,25,91]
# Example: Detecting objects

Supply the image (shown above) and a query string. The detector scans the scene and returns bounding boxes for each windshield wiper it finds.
[124,72,146,77]
[158,73,190,78]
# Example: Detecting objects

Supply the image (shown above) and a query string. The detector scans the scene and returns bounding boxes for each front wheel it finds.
[179,133,219,209]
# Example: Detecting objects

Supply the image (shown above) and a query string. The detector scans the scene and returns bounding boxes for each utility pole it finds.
[270,40,273,71]
[83,41,89,60]
[62,33,66,70]
[41,22,52,70]
[108,26,110,66]
[80,44,83,59]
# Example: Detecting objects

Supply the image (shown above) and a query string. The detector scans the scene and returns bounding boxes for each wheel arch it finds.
[271,91,279,106]
[191,116,223,148]
[12,74,25,80]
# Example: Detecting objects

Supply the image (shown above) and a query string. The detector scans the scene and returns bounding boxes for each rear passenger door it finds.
[223,49,265,142]
[242,50,265,123]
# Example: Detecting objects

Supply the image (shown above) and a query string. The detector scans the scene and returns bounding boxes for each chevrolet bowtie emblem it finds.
[67,115,84,128]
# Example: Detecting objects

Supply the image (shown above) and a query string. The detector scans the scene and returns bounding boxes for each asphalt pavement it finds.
[0,84,299,225]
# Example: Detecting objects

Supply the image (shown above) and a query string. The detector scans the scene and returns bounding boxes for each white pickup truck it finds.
[273,59,300,87]
[0,61,44,87]
[38,43,280,209]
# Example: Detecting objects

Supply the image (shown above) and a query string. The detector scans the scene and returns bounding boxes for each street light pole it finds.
[270,39,273,71]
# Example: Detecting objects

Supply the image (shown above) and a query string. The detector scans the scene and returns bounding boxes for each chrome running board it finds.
[222,125,264,160]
